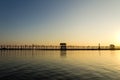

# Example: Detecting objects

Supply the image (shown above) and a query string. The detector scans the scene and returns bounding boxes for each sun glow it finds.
[115,33,120,45]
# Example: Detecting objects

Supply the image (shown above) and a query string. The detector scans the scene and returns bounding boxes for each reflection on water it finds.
[60,50,67,58]
[0,50,120,80]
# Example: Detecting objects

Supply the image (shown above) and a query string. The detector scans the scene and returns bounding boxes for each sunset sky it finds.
[0,0,120,46]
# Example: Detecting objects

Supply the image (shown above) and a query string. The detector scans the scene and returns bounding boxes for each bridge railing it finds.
[1,45,120,50]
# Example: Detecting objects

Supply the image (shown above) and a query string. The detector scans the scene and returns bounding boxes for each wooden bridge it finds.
[0,44,120,50]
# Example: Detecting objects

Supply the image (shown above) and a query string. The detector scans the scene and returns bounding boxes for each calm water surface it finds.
[0,50,120,80]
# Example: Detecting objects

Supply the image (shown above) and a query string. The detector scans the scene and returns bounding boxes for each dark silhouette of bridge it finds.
[0,43,119,50]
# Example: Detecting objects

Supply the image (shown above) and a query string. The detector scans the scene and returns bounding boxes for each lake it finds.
[0,50,120,80]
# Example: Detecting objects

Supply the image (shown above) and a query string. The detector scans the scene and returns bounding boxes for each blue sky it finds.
[0,0,120,45]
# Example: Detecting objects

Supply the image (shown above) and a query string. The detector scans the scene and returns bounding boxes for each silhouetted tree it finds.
[109,44,115,50]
